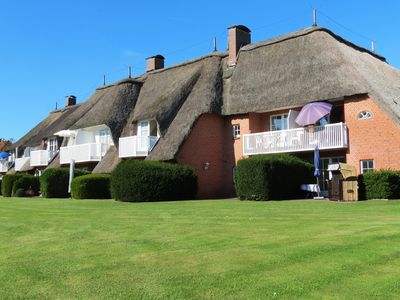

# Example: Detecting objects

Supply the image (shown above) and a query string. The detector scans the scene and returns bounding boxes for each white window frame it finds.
[137,120,150,137]
[232,124,240,138]
[360,159,375,174]
[270,113,288,131]
[48,137,58,158]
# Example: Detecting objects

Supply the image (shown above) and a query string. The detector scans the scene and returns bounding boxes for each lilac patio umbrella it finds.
[295,102,333,126]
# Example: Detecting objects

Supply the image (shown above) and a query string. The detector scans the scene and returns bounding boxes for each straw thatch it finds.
[224,27,386,114]
[71,78,142,144]
[11,104,82,150]
[92,146,120,174]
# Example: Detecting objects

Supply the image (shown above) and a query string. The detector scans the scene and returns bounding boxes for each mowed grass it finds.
[1,199,400,299]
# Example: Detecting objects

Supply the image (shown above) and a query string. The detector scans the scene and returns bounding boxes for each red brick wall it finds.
[176,114,227,199]
[345,95,400,173]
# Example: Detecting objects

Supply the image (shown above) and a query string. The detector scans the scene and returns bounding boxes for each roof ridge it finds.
[240,26,386,62]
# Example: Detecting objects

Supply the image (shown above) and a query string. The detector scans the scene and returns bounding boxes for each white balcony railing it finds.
[119,136,159,158]
[60,143,109,164]
[15,157,30,171]
[0,160,9,172]
[30,150,50,167]
[243,122,348,155]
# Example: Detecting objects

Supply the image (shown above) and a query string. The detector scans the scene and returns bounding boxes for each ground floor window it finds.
[360,159,374,173]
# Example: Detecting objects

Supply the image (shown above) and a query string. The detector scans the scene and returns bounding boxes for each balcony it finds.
[243,122,348,155]
[15,157,30,171]
[119,136,158,158]
[60,143,108,164]
[30,150,50,167]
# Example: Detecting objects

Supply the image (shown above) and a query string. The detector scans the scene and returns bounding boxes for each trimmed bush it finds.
[14,188,25,198]
[1,174,25,197]
[359,170,400,200]
[40,168,90,198]
[111,160,197,202]
[71,174,111,199]
[12,175,40,197]
[235,154,314,201]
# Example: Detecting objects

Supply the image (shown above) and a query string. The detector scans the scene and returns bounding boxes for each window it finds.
[99,129,111,144]
[358,111,372,120]
[360,159,374,173]
[232,124,240,138]
[270,114,288,131]
[137,120,150,137]
[48,137,58,158]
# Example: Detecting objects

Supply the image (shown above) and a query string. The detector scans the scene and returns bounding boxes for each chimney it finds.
[65,95,76,107]
[146,55,165,72]
[227,25,251,66]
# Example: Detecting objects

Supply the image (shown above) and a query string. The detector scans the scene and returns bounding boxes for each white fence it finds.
[60,143,108,164]
[243,122,348,155]
[30,150,50,167]
[119,136,158,158]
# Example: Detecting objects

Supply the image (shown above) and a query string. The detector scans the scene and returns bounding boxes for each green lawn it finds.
[1,198,400,299]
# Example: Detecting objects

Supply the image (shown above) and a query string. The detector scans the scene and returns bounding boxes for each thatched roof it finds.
[120,53,224,161]
[223,27,400,118]
[92,146,120,174]
[70,78,142,143]
[11,104,82,150]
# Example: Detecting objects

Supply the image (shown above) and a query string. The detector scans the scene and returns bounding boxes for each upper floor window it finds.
[358,111,372,120]
[99,129,112,144]
[271,114,288,131]
[232,124,240,138]
[360,159,374,173]
[48,137,58,158]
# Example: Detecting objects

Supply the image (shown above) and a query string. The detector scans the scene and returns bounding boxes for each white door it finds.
[318,156,345,194]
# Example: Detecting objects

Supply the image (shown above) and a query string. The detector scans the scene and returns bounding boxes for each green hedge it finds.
[71,174,111,199]
[358,170,400,200]
[12,175,40,197]
[1,174,25,197]
[40,168,90,198]
[111,160,197,202]
[235,154,314,201]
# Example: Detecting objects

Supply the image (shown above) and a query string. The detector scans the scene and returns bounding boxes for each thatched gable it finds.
[119,54,224,161]
[71,78,142,143]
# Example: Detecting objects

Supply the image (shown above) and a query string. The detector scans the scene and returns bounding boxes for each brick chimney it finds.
[146,55,165,72]
[65,95,76,107]
[227,25,251,66]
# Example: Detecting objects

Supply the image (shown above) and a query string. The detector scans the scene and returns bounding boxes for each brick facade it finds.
[177,95,400,198]
[344,95,400,173]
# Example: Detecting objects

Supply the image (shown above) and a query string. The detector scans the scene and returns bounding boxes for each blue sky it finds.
[1,0,400,141]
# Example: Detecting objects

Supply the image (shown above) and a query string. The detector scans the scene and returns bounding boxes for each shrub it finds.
[40,168,90,198]
[359,170,400,200]
[111,160,197,202]
[12,175,40,197]
[235,154,314,201]
[14,188,25,198]
[71,174,111,199]
[1,174,25,197]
